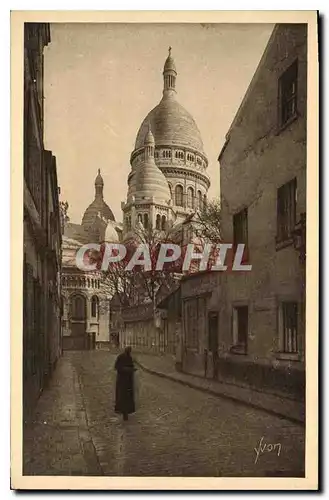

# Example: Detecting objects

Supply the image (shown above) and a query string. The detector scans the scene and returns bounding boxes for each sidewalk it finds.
[23,353,102,476]
[134,353,305,426]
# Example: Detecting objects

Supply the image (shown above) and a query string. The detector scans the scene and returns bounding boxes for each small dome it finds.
[82,169,115,225]
[128,127,170,203]
[82,199,115,225]
[104,222,119,242]
[134,160,171,203]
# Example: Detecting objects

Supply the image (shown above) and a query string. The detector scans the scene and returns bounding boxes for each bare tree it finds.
[193,198,221,243]
[98,223,182,309]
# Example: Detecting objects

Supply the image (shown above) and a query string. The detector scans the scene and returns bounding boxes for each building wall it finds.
[216,24,306,397]
[23,23,62,418]
[119,304,160,353]
[219,23,306,363]
[179,24,307,398]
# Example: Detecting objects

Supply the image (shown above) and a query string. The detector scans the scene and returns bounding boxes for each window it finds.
[184,298,201,349]
[143,213,149,229]
[233,208,248,262]
[138,213,142,224]
[91,296,99,318]
[187,187,194,208]
[71,295,86,320]
[233,208,248,246]
[279,60,298,127]
[279,302,298,353]
[156,214,161,230]
[175,185,183,207]
[162,149,171,159]
[277,178,297,243]
[161,215,166,231]
[197,190,202,210]
[232,306,248,354]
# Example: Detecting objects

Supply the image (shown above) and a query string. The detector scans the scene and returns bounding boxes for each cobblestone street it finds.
[24,351,305,477]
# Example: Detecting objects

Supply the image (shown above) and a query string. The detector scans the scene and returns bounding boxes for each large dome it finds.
[135,95,204,153]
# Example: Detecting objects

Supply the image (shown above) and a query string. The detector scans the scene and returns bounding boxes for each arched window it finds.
[161,215,166,231]
[175,185,183,207]
[143,213,149,229]
[187,187,194,208]
[138,213,142,224]
[203,194,207,210]
[156,214,161,230]
[87,278,90,288]
[197,190,202,210]
[91,296,99,318]
[71,294,86,320]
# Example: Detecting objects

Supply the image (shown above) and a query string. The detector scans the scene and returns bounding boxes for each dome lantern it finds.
[95,169,104,199]
[163,46,177,96]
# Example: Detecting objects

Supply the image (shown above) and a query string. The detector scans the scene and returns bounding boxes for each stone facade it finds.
[23,23,62,418]
[122,49,210,239]
[61,237,110,349]
[180,24,307,398]
[61,171,121,350]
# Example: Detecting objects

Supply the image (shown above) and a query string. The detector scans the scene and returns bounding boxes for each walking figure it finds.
[114,346,136,421]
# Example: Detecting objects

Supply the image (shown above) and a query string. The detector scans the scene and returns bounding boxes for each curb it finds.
[135,361,305,427]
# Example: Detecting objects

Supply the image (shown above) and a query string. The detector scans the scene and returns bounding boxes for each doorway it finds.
[232,305,248,354]
[69,294,87,350]
[208,312,219,379]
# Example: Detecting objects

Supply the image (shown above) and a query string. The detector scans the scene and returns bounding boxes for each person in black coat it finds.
[114,346,136,421]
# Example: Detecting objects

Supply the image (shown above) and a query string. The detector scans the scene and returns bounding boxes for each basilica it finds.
[61,48,210,349]
[122,47,210,239]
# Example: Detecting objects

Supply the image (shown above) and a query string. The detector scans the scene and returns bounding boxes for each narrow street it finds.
[24,351,305,478]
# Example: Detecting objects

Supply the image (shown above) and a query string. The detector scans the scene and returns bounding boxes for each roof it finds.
[135,95,204,153]
[82,198,115,225]
[218,25,276,160]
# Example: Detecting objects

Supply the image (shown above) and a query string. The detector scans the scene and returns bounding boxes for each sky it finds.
[44,22,274,224]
